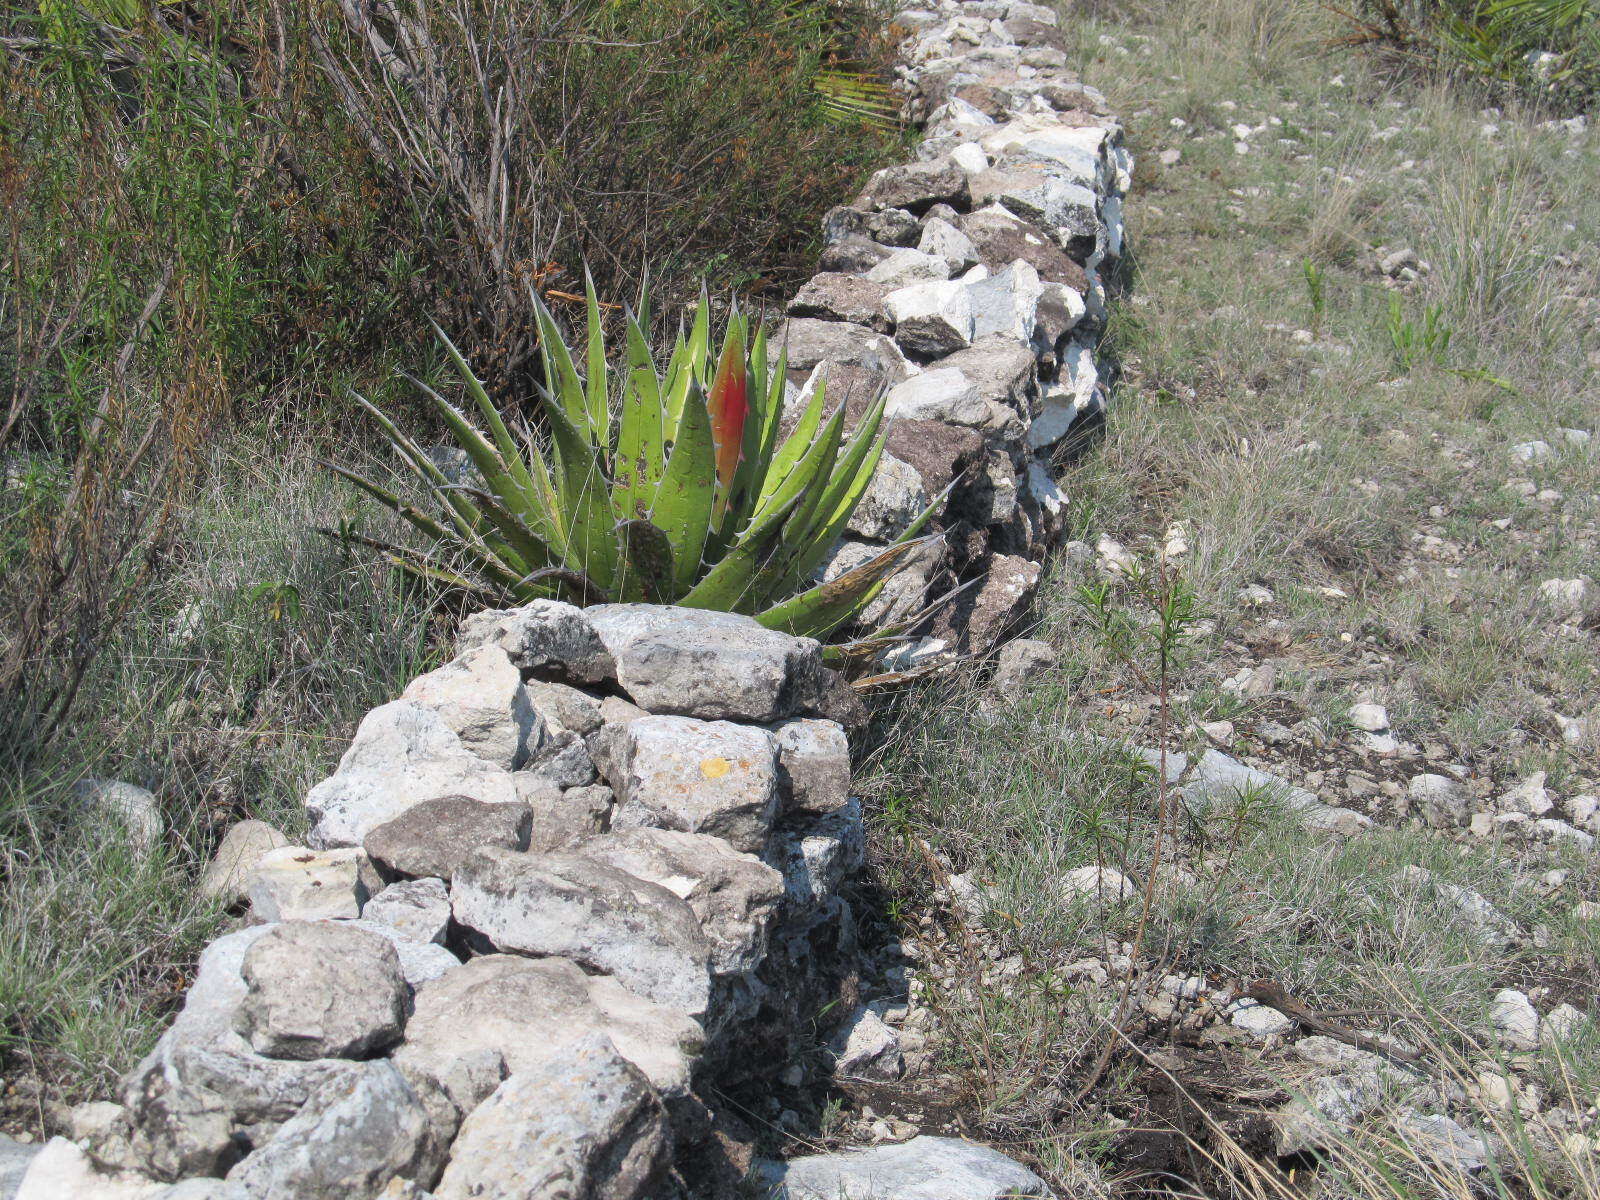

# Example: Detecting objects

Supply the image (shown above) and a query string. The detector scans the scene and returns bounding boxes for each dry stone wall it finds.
[21,601,869,1198]
[791,0,1128,664]
[13,4,1123,1197]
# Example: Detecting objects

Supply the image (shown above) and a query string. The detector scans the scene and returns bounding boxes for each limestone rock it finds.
[964,261,1041,345]
[455,599,614,684]
[451,847,714,1019]
[821,205,921,248]
[120,926,363,1179]
[525,680,604,737]
[199,821,290,908]
[72,779,163,853]
[930,553,1040,653]
[883,367,987,426]
[585,604,826,723]
[224,1061,440,1198]
[787,273,893,332]
[401,646,541,770]
[883,419,985,495]
[1490,989,1540,1049]
[304,700,527,849]
[434,1034,668,1200]
[957,204,1089,288]
[608,715,781,855]
[14,1138,164,1200]
[846,452,929,542]
[865,247,953,288]
[578,827,783,978]
[766,800,866,906]
[247,846,382,923]
[776,319,915,395]
[856,158,970,213]
[236,922,407,1061]
[826,1006,903,1081]
[363,795,532,883]
[1409,773,1471,829]
[345,920,461,988]
[992,638,1056,699]
[1060,864,1135,901]
[770,718,851,816]
[361,877,451,945]
[394,955,702,1111]
[762,1136,1050,1199]
[1,1136,42,1200]
[918,216,978,272]
[884,279,974,356]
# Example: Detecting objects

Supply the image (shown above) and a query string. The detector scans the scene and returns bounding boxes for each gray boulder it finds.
[821,205,921,248]
[394,955,702,1111]
[883,367,988,426]
[0,1136,39,1200]
[608,715,781,855]
[224,1061,442,1198]
[856,158,970,213]
[847,452,929,542]
[775,319,915,394]
[359,877,451,945]
[235,922,407,1061]
[770,718,852,816]
[956,204,1089,287]
[787,273,893,333]
[454,599,614,684]
[363,795,531,883]
[578,827,783,977]
[304,701,528,848]
[400,645,541,770]
[120,926,363,1179]
[992,638,1057,699]
[199,821,290,908]
[767,800,866,905]
[247,846,382,923]
[451,847,713,1020]
[344,920,461,988]
[434,1035,668,1200]
[762,1136,1050,1199]
[525,679,604,737]
[72,778,163,852]
[585,604,826,723]
[884,280,974,356]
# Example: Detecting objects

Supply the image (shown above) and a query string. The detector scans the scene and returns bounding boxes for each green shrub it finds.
[334,285,938,643]
[1345,0,1600,107]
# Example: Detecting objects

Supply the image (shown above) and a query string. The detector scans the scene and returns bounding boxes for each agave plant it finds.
[328,281,938,642]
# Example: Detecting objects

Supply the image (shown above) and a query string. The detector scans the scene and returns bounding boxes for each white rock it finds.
[1538,577,1591,620]
[866,247,952,287]
[884,279,974,355]
[1542,1002,1592,1045]
[360,877,451,944]
[1095,536,1135,577]
[1498,772,1554,817]
[455,598,614,684]
[401,645,541,770]
[304,700,527,848]
[762,1135,1050,1199]
[883,367,987,426]
[608,715,781,855]
[14,1138,164,1200]
[1509,440,1554,464]
[917,217,979,272]
[1229,1001,1295,1039]
[433,1034,667,1200]
[71,779,163,852]
[1490,988,1541,1049]
[199,820,290,907]
[1237,583,1274,607]
[1060,865,1136,901]
[827,1006,904,1081]
[1393,1111,1488,1175]
[247,846,382,923]
[1347,703,1389,732]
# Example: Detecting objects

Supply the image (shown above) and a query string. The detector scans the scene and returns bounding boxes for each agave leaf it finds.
[752,398,845,527]
[614,519,676,604]
[706,314,750,526]
[755,534,943,639]
[653,378,716,593]
[613,363,669,521]
[533,384,618,590]
[320,460,458,547]
[458,485,554,575]
[583,271,611,449]
[678,487,808,614]
[407,375,554,542]
[349,393,484,541]
[758,371,826,509]
[512,565,609,606]
[430,325,544,517]
[533,292,594,440]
